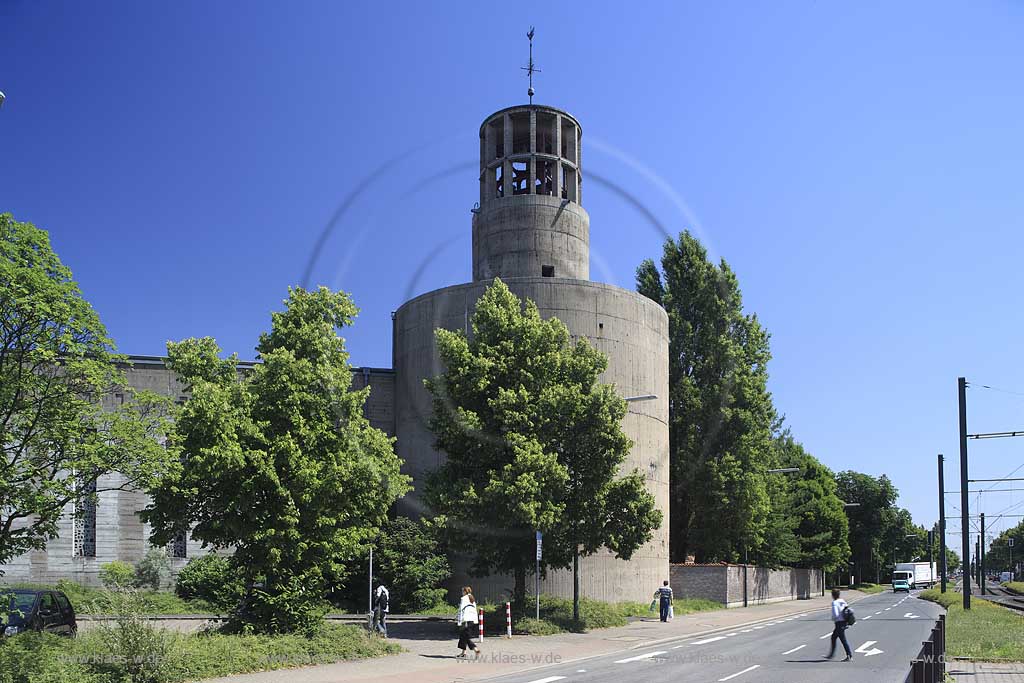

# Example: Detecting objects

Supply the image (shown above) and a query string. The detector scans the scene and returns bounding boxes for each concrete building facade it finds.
[1,103,671,604]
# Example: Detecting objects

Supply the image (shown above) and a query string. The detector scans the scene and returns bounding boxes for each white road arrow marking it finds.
[855,640,884,657]
[614,651,666,664]
[904,612,920,619]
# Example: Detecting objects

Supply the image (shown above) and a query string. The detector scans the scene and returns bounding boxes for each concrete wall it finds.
[472,194,590,282]
[393,277,670,604]
[670,564,825,607]
[0,358,395,586]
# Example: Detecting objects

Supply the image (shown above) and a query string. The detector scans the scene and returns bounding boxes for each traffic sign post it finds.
[535,531,542,620]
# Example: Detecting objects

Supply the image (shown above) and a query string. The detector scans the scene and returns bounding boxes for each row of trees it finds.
[636,232,850,570]
[634,231,955,581]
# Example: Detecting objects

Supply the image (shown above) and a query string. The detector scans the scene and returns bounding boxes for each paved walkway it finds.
[203,591,867,683]
[949,661,1024,682]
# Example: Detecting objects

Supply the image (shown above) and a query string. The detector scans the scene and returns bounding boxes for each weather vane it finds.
[521,27,540,104]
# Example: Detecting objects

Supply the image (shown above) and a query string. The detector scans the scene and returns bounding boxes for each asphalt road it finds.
[482,590,943,683]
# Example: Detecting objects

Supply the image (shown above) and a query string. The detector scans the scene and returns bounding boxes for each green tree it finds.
[772,433,849,571]
[985,521,1023,575]
[425,279,662,619]
[143,287,409,633]
[0,214,172,570]
[636,231,775,564]
[835,471,898,583]
[339,516,451,613]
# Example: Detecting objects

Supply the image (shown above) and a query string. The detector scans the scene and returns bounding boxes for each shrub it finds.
[0,630,105,683]
[174,555,244,610]
[134,548,171,590]
[98,561,135,590]
[91,587,179,683]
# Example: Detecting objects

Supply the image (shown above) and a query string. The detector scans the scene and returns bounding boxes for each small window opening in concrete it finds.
[542,265,555,277]
[562,166,577,202]
[494,165,503,198]
[536,113,555,154]
[561,121,577,162]
[512,161,529,195]
[536,160,554,196]
[512,113,530,154]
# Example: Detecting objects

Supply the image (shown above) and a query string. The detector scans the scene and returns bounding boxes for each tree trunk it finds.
[572,549,580,622]
[513,563,526,618]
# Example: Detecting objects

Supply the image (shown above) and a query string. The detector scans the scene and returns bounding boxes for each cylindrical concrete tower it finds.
[394,103,669,605]
[473,105,588,281]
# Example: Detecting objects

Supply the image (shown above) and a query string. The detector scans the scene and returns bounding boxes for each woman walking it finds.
[456,586,481,658]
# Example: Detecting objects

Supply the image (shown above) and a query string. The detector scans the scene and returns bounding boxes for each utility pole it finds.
[975,539,980,584]
[938,453,947,592]
[980,513,986,595]
[958,377,971,609]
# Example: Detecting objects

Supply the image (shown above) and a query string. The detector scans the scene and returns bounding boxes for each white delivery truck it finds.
[894,562,937,589]
[1001,571,1013,584]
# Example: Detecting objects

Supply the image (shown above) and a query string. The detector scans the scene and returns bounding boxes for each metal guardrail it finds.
[907,614,945,683]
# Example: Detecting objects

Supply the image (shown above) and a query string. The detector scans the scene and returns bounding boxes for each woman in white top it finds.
[456,586,480,658]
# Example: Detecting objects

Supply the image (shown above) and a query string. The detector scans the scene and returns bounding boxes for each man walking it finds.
[824,588,852,661]
[653,580,673,622]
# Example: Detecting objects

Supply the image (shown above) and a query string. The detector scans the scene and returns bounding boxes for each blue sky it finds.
[3,1,1023,555]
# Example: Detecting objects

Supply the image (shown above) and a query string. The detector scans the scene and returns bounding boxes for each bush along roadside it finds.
[1002,582,1024,595]
[0,622,400,683]
[919,588,1024,661]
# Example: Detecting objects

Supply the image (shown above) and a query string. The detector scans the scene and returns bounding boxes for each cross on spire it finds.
[521,27,540,104]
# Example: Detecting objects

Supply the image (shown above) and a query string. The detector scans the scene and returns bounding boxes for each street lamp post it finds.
[841,502,860,587]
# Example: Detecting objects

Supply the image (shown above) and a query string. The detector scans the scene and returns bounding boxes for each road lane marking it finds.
[614,651,667,664]
[524,678,566,683]
[855,640,884,657]
[752,626,764,630]
[672,645,685,649]
[820,632,833,639]
[904,612,920,619]
[741,629,753,633]
[718,664,761,681]
[692,636,727,645]
[726,632,738,636]
[782,644,806,654]
[863,615,872,620]
[576,670,586,673]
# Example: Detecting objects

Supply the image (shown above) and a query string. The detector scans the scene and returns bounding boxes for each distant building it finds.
[1,102,670,604]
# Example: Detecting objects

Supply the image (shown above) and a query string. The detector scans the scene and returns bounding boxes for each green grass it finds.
[1002,582,1024,595]
[510,595,722,635]
[849,583,888,594]
[3,581,219,615]
[919,588,1024,660]
[0,622,400,683]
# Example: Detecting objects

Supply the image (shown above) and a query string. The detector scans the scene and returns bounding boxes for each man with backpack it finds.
[824,588,853,661]
[373,584,390,637]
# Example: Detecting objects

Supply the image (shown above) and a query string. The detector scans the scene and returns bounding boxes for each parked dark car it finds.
[2,589,77,638]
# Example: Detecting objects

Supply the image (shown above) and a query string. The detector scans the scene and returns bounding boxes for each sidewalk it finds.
[203,590,866,683]
[949,661,1024,682]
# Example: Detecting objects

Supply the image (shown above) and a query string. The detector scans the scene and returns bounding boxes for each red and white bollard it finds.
[479,608,484,640]
[505,601,512,638]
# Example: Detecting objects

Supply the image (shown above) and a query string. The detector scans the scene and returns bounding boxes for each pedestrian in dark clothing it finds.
[824,588,853,661]
[373,584,390,637]
[653,580,673,622]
